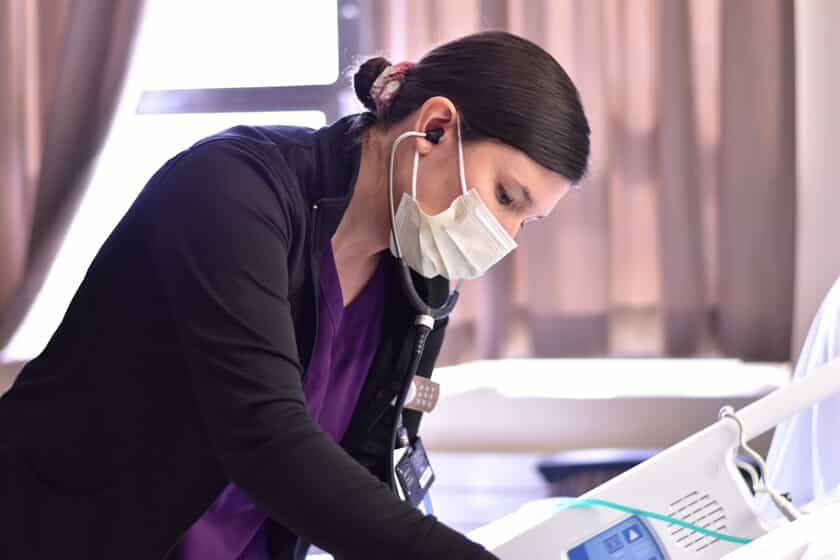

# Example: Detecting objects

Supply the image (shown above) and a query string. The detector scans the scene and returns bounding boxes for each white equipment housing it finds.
[472,359,840,560]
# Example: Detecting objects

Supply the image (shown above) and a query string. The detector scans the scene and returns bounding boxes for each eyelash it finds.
[496,185,514,207]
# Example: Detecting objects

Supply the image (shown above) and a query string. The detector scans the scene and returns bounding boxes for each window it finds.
[137,0,339,90]
[2,0,362,360]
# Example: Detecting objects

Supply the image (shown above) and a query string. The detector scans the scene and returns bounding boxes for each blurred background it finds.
[1,0,839,537]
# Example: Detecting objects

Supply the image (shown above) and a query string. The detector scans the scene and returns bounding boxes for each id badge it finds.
[393,437,435,508]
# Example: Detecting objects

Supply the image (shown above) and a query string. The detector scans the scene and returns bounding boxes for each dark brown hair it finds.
[353,31,591,183]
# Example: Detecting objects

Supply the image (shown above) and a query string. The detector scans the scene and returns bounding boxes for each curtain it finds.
[360,0,796,363]
[0,0,145,350]
[791,0,840,361]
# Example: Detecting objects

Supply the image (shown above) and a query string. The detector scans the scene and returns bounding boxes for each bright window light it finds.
[2,110,326,362]
[1,0,337,361]
[136,0,339,90]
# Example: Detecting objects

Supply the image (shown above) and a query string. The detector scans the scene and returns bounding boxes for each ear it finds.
[412,96,458,156]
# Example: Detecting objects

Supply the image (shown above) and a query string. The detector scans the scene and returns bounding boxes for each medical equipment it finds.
[721,502,840,560]
[469,358,840,559]
[385,125,462,495]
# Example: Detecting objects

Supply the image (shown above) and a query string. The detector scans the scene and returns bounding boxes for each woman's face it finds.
[407,136,572,240]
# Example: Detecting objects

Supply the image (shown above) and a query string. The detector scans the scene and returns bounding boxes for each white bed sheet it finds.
[722,503,840,560]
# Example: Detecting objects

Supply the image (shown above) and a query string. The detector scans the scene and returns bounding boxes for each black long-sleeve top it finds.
[0,115,498,560]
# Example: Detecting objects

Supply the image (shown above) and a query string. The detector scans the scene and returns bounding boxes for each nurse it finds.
[0,31,590,559]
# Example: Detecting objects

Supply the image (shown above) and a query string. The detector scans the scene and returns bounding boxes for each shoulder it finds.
[195,123,319,169]
[144,125,319,220]
[131,131,312,257]
[184,124,316,193]
[200,123,315,149]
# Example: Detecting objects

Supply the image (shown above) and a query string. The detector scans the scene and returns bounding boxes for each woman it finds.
[0,31,589,559]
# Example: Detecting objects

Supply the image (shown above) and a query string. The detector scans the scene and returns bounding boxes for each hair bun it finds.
[354,56,392,113]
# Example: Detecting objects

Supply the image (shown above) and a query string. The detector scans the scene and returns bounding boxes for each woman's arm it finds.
[142,139,496,559]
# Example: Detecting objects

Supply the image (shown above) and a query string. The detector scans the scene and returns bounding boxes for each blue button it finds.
[622,525,643,544]
[567,545,589,560]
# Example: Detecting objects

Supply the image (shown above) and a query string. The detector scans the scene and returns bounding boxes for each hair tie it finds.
[369,61,414,114]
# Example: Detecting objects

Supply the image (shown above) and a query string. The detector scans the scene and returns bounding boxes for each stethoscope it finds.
[385,126,462,482]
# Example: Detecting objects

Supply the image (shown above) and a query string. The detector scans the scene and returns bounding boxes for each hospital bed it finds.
[467,358,840,559]
[421,359,788,455]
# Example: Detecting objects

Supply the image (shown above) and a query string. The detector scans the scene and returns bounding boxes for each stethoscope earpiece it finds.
[424,128,444,144]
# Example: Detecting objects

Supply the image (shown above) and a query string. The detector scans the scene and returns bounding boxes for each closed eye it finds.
[496,184,514,207]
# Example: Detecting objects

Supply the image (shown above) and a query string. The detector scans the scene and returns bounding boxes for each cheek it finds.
[472,185,520,239]
[416,167,463,215]
[494,212,521,239]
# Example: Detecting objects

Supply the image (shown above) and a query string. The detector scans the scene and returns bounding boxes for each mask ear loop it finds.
[386,126,462,315]
[455,116,468,195]
[388,127,447,260]
[388,130,427,261]
[411,150,420,200]
[409,117,465,204]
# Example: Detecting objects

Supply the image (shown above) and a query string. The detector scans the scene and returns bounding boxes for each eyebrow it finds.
[515,183,547,223]
[518,183,534,207]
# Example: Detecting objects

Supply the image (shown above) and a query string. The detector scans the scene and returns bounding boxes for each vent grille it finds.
[667,491,727,553]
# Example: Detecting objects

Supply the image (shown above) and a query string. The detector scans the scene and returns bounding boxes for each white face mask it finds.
[388,118,518,280]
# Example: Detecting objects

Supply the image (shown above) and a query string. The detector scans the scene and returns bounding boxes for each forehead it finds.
[468,139,571,195]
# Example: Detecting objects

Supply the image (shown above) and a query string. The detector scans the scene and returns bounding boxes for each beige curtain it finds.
[0,0,144,350]
[792,0,840,361]
[362,0,796,363]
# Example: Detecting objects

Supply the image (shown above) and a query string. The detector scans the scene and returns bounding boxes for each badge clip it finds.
[403,376,440,413]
